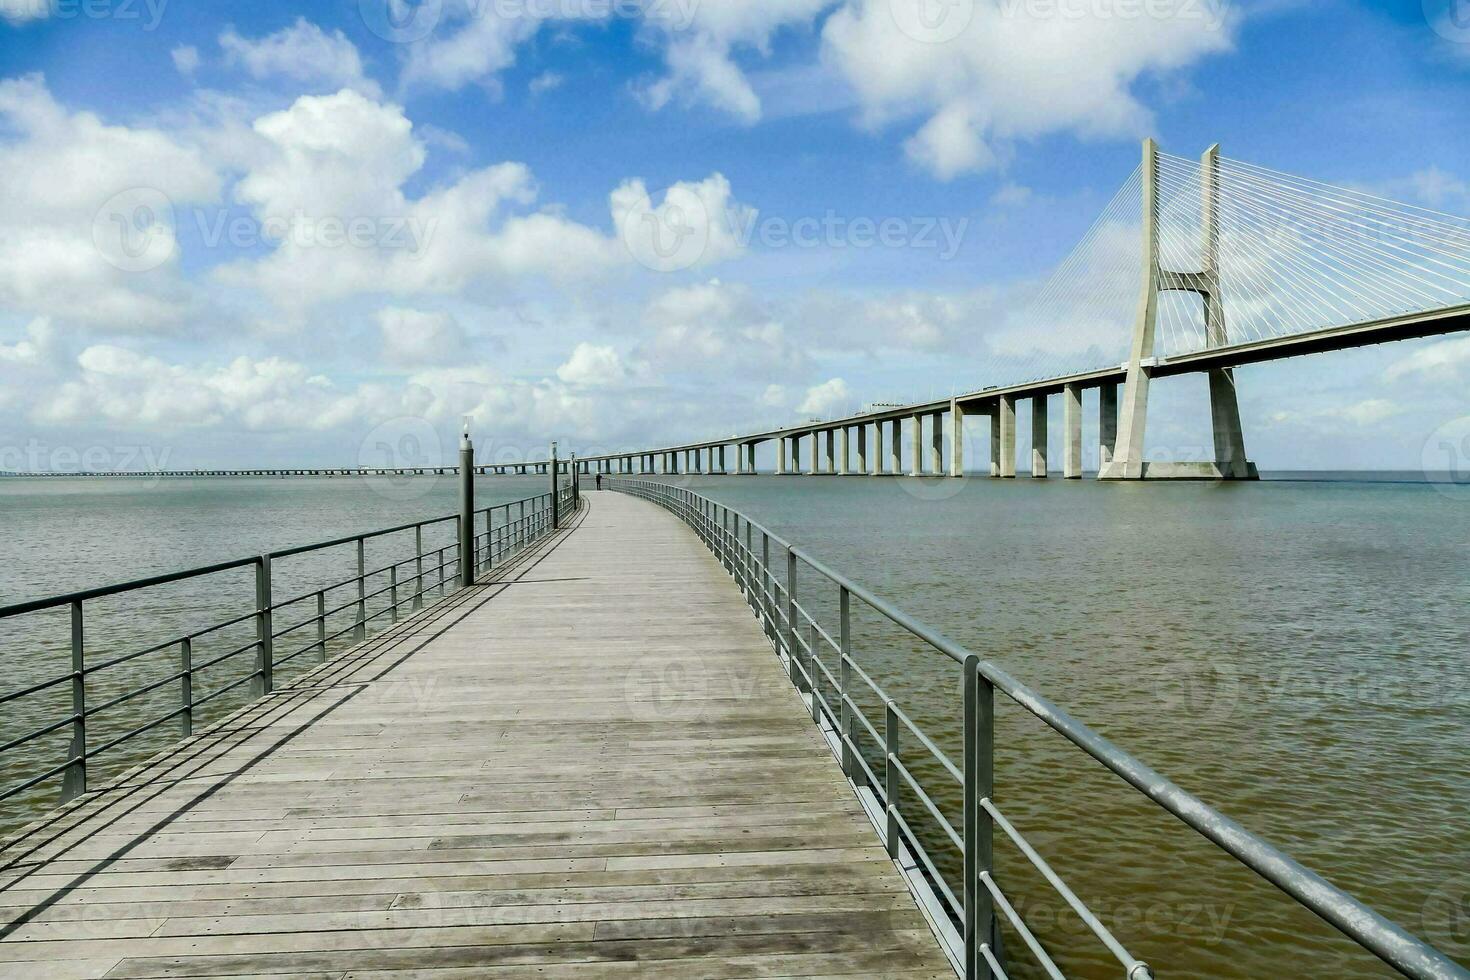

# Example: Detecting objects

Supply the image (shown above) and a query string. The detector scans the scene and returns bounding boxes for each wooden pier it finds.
[0,491,952,979]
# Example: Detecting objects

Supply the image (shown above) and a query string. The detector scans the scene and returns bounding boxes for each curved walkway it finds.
[0,491,952,979]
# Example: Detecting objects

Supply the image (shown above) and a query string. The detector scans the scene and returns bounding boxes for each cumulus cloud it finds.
[213,89,647,311]
[797,377,852,417]
[556,343,630,386]
[220,18,381,97]
[639,279,804,376]
[0,74,221,328]
[0,0,47,24]
[378,307,468,366]
[171,45,202,76]
[821,0,1234,178]
[1385,335,1470,385]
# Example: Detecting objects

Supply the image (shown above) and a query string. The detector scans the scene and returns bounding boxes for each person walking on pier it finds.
[595,472,603,491]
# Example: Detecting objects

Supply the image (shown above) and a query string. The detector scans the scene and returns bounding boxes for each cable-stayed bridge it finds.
[574,140,1470,482]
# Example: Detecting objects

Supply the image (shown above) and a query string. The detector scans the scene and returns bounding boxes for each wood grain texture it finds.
[0,491,952,978]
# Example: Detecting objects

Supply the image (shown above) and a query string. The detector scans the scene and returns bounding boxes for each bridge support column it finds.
[1031,396,1048,478]
[1099,382,1117,469]
[1064,384,1083,479]
[988,405,999,477]
[777,438,787,475]
[950,400,965,477]
[825,430,836,474]
[909,414,923,477]
[930,411,943,475]
[1101,139,1256,481]
[838,428,849,475]
[889,420,901,475]
[857,424,868,474]
[998,395,1016,478]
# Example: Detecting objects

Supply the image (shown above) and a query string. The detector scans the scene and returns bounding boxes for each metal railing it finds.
[0,483,578,814]
[609,477,1468,980]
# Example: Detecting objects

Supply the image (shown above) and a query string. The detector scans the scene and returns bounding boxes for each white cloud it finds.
[0,0,47,24]
[171,45,202,76]
[797,377,851,417]
[821,0,1234,178]
[0,75,221,328]
[638,0,836,122]
[400,9,545,92]
[639,279,804,376]
[529,71,565,95]
[991,182,1033,208]
[1385,335,1470,385]
[610,173,753,272]
[378,307,468,366]
[556,343,629,386]
[220,18,381,97]
[213,90,638,310]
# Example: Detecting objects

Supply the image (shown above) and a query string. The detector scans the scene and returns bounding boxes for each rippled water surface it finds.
[1,472,1466,978]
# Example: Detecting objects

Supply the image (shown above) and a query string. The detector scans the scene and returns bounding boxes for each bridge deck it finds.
[0,491,951,979]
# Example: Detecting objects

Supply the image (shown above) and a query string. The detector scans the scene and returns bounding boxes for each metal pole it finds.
[61,600,86,801]
[413,525,425,610]
[254,555,274,697]
[550,441,560,529]
[459,425,475,587]
[786,547,801,690]
[355,537,367,641]
[839,586,852,775]
[315,590,326,661]
[885,700,899,859]
[964,654,995,978]
[180,637,193,737]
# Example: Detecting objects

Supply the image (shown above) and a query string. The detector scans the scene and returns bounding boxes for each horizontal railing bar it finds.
[0,714,76,755]
[84,705,190,763]
[188,669,262,710]
[268,515,457,559]
[979,869,1067,980]
[188,638,262,675]
[0,555,260,619]
[0,756,76,804]
[0,670,73,707]
[890,702,964,786]
[891,805,963,920]
[892,754,963,853]
[83,670,188,719]
[984,796,1149,977]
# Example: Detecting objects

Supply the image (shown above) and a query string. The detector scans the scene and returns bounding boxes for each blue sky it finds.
[1,0,1468,472]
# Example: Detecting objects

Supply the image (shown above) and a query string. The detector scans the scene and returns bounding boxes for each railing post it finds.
[839,585,852,776]
[963,654,995,979]
[483,509,493,574]
[785,547,801,689]
[389,565,399,623]
[885,700,899,859]
[413,525,424,611]
[806,622,819,724]
[254,554,274,697]
[315,590,327,661]
[550,442,560,530]
[61,600,86,802]
[355,537,367,642]
[180,636,193,737]
[437,547,446,595]
[460,431,476,587]
[761,532,772,640]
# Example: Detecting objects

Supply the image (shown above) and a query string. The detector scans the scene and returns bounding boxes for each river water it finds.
[0,472,1465,977]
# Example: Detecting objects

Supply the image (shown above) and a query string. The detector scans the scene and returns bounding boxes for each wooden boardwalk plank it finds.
[0,491,952,978]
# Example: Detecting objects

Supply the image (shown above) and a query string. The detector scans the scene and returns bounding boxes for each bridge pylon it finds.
[1100,139,1258,481]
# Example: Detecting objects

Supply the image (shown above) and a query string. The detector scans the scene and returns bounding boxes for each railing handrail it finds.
[608,476,1469,980]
